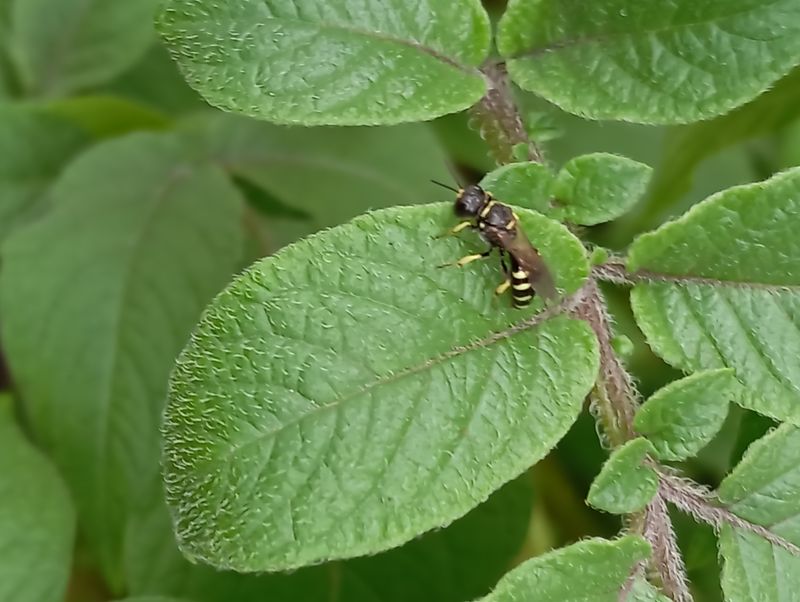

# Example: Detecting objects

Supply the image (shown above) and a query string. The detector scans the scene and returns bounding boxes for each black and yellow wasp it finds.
[435,182,556,308]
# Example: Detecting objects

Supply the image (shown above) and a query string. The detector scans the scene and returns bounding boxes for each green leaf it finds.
[631,68,800,234]
[718,425,800,602]
[479,154,651,226]
[719,525,800,602]
[336,475,534,601]
[587,438,659,514]
[479,536,650,602]
[627,578,671,602]
[181,112,453,249]
[612,334,634,359]
[0,396,75,602]
[125,491,329,602]
[0,104,90,246]
[230,174,312,222]
[102,45,208,116]
[635,369,738,461]
[0,133,244,586]
[479,162,555,214]
[157,0,490,126]
[553,154,652,225]
[128,465,533,602]
[629,168,800,424]
[9,0,160,96]
[164,204,598,572]
[718,424,800,532]
[497,0,800,124]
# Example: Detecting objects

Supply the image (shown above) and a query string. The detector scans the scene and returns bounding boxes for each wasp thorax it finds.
[454,184,489,218]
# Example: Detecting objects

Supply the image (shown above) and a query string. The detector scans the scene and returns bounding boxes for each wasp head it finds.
[454,184,489,218]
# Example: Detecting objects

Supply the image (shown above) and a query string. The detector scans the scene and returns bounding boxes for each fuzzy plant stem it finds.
[468,62,545,165]
[468,66,693,602]
[573,283,693,602]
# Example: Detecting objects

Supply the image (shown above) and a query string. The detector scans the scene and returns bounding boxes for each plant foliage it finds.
[1,0,800,601]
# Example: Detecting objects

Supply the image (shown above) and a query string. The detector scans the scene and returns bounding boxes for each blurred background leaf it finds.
[178,112,455,251]
[0,104,90,246]
[0,133,245,590]
[0,395,75,602]
[9,0,161,97]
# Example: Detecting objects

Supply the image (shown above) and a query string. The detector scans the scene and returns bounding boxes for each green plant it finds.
[1,1,800,601]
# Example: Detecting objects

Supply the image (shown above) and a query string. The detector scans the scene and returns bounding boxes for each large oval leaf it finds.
[498,0,800,124]
[629,168,800,423]
[164,204,598,571]
[157,0,490,126]
[0,133,244,585]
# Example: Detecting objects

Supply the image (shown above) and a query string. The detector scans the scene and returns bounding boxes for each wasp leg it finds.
[495,279,511,295]
[434,220,474,239]
[437,247,493,269]
[495,253,511,295]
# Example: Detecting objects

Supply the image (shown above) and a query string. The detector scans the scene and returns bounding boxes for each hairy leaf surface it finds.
[629,168,800,423]
[479,154,650,225]
[588,438,658,514]
[635,369,737,460]
[718,425,800,601]
[164,204,598,571]
[498,0,800,124]
[479,536,650,601]
[553,153,651,225]
[157,0,490,125]
[126,477,532,602]
[479,162,555,215]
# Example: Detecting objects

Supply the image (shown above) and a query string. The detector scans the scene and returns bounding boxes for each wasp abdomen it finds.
[510,266,534,308]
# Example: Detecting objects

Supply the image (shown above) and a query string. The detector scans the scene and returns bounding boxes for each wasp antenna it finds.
[444,160,466,188]
[430,179,459,193]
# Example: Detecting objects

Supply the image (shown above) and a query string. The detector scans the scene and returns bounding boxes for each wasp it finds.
[434,181,556,308]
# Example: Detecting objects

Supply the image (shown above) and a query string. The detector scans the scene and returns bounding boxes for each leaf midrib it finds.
[214,298,578,464]
[633,269,800,291]
[509,0,789,60]
[93,162,195,544]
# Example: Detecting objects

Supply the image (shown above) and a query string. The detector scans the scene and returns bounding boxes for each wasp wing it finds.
[497,229,558,301]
